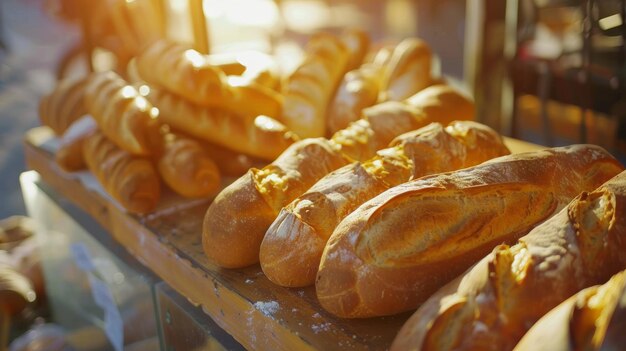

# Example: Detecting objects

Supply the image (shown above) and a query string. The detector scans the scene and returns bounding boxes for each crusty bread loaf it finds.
[331,84,475,161]
[157,133,221,198]
[391,170,626,351]
[513,269,626,351]
[39,76,89,135]
[316,145,624,318]
[281,32,350,138]
[142,85,297,160]
[83,130,161,214]
[379,38,432,102]
[339,28,370,72]
[136,40,283,120]
[203,138,351,268]
[260,121,510,287]
[327,64,383,135]
[136,40,227,106]
[55,116,98,172]
[84,71,161,156]
[327,39,433,135]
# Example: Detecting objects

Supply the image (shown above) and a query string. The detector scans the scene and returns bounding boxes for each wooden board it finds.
[23,127,544,350]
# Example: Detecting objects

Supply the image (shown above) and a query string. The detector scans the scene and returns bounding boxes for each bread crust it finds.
[39,76,89,135]
[143,85,297,161]
[203,138,350,268]
[84,72,161,156]
[331,85,475,161]
[157,133,221,198]
[260,121,510,287]
[316,145,624,318]
[83,130,161,214]
[513,270,626,351]
[393,170,626,351]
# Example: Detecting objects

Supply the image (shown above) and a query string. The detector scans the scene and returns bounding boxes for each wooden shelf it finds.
[23,126,544,350]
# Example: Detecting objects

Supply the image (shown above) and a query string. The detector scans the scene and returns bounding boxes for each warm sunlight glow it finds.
[203,0,279,27]
[184,49,207,68]
[121,86,138,99]
[281,0,329,32]
[138,85,150,97]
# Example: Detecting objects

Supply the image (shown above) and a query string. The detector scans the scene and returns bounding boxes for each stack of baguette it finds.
[203,84,475,268]
[40,31,441,216]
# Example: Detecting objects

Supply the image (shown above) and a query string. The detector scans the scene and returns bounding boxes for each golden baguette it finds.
[379,38,433,102]
[316,145,624,318]
[513,270,626,351]
[83,130,161,214]
[39,76,89,135]
[327,64,382,135]
[281,32,350,138]
[203,84,476,269]
[203,138,351,268]
[135,40,282,120]
[392,170,626,351]
[332,84,475,160]
[260,121,510,287]
[55,116,98,172]
[84,71,161,156]
[142,85,297,161]
[157,132,221,198]
[327,38,433,135]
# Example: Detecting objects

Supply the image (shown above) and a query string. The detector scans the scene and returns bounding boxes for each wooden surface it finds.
[23,127,544,351]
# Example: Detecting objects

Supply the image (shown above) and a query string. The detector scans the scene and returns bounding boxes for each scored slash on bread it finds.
[391,170,626,351]
[315,145,624,319]
[260,121,511,288]
[202,85,476,269]
[203,138,351,268]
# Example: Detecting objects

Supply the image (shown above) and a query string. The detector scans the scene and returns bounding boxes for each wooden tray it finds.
[23,126,544,350]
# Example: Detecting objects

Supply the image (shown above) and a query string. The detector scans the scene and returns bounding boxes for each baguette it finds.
[83,130,161,214]
[392,170,626,351]
[327,38,433,135]
[203,138,351,268]
[39,76,89,135]
[260,121,510,287]
[332,84,474,161]
[157,132,221,198]
[55,115,98,172]
[513,269,626,351]
[379,38,433,102]
[339,28,370,72]
[142,85,297,161]
[327,64,383,135]
[84,71,161,156]
[281,32,350,138]
[316,145,624,318]
[135,40,282,120]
